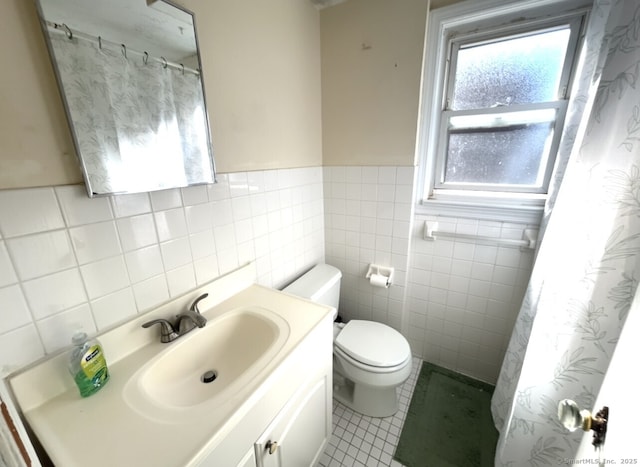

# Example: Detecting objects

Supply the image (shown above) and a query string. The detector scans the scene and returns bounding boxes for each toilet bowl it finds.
[283,264,412,417]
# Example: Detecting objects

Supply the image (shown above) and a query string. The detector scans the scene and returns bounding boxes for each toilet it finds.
[283,264,412,417]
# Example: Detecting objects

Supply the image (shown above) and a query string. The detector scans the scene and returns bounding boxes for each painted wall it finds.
[320,0,429,166]
[188,0,323,173]
[0,0,81,189]
[0,0,322,189]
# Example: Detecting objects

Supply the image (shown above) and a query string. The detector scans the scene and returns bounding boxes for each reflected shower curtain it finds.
[492,0,640,465]
[48,34,211,193]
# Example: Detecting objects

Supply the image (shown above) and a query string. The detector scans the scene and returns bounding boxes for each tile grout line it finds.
[319,356,422,467]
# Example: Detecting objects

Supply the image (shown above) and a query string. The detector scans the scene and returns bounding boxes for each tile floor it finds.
[318,357,423,467]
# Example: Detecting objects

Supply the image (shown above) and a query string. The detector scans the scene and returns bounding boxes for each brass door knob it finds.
[558,399,609,448]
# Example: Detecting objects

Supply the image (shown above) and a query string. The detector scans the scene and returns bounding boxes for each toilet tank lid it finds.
[335,320,410,368]
[282,264,341,301]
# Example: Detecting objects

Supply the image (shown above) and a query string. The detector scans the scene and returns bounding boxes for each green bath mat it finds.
[394,362,498,467]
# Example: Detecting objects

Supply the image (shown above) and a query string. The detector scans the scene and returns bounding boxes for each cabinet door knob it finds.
[266,440,278,455]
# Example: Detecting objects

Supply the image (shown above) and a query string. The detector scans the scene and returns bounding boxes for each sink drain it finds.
[202,370,218,383]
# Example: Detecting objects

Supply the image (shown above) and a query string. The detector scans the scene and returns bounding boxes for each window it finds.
[417,0,589,222]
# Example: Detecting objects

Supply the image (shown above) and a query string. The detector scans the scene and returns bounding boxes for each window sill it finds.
[417,193,545,224]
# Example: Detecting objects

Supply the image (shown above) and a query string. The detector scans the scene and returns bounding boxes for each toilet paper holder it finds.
[365,264,394,287]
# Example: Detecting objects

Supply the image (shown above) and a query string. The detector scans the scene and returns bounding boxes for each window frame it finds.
[435,102,569,194]
[415,0,591,223]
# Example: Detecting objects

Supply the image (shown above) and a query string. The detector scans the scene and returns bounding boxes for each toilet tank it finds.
[282,264,342,311]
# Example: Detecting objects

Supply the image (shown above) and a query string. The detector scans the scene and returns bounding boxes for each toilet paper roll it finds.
[369,273,389,288]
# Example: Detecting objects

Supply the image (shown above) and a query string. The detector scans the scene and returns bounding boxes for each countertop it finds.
[9,268,334,467]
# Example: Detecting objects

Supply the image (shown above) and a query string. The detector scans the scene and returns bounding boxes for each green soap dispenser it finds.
[68,332,110,397]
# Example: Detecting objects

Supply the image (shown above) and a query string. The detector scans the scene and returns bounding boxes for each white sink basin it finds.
[123,306,290,421]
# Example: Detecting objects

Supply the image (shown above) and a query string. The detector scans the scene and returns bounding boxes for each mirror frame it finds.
[33,0,217,197]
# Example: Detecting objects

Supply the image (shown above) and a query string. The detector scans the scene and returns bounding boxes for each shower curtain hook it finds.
[143,52,149,65]
[180,64,184,75]
[62,23,73,40]
[121,44,127,59]
[161,57,168,69]
[98,36,102,50]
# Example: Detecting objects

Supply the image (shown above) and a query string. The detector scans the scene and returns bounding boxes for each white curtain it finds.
[492,0,640,464]
[49,34,212,194]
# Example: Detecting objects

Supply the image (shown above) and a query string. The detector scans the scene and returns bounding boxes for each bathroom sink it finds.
[123,307,290,420]
[10,270,336,467]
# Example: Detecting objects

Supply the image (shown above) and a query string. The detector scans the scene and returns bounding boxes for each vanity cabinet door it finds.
[255,376,330,467]
[236,448,257,467]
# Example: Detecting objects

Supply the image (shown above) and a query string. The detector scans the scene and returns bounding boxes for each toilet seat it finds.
[335,320,410,369]
[334,346,411,374]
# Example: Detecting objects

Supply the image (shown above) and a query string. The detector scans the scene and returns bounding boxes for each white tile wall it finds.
[323,165,535,385]
[1,163,534,386]
[0,188,65,237]
[0,167,324,371]
[406,214,535,383]
[323,166,416,332]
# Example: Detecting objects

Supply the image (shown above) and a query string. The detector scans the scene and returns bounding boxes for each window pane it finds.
[445,123,554,186]
[451,28,571,110]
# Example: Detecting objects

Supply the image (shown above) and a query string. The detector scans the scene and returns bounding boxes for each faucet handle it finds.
[190,293,209,314]
[142,319,179,343]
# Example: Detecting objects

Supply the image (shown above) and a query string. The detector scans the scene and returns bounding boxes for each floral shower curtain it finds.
[49,34,211,194]
[491,0,640,465]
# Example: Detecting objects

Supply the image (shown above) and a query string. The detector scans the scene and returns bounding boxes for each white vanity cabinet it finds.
[236,449,257,467]
[254,377,329,467]
[196,299,333,467]
[231,374,329,467]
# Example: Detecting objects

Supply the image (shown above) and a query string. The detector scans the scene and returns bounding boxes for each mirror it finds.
[34,0,216,197]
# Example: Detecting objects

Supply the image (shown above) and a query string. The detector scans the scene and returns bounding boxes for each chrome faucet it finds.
[142,293,209,343]
[141,318,179,343]
[175,293,208,334]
